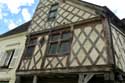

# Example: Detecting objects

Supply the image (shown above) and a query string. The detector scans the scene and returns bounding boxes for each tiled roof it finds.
[0,21,31,38]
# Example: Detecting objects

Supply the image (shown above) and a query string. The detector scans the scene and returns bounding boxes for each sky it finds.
[0,0,125,34]
[0,0,39,34]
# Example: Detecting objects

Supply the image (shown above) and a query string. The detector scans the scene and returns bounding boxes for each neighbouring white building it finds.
[0,21,30,83]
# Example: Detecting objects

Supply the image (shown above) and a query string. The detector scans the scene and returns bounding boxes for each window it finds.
[47,30,72,56]
[27,46,35,56]
[3,49,15,67]
[48,3,59,21]
[25,37,37,57]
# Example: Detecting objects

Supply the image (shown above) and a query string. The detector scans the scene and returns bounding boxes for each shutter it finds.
[0,52,7,67]
[9,48,19,68]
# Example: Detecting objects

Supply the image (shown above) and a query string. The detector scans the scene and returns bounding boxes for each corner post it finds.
[33,75,37,83]
[78,73,94,83]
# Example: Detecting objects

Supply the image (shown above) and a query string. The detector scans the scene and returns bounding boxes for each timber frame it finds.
[17,16,112,70]
[28,16,102,36]
[17,17,125,83]
[16,0,125,83]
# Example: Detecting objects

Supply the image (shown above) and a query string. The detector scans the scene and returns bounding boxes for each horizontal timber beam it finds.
[17,65,112,76]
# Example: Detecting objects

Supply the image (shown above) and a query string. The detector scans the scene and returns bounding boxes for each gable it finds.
[28,0,100,33]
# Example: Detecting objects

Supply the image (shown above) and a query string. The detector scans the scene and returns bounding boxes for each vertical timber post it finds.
[33,75,37,83]
[78,73,94,83]
[78,73,85,83]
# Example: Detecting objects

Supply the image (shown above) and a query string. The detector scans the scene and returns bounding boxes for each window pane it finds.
[47,31,72,56]
[27,46,35,56]
[49,12,56,18]
[62,32,72,40]
[50,3,59,11]
[48,43,58,55]
[48,3,58,21]
[50,5,58,11]
[59,42,70,54]
[51,34,60,41]
[29,38,37,45]
[4,50,15,67]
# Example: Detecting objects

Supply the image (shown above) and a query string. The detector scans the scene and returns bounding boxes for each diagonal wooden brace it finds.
[78,73,95,83]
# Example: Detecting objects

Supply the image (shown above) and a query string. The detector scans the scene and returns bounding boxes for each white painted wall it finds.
[0,32,26,83]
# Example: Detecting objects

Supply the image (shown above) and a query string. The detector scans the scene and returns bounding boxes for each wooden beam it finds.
[78,73,94,83]
[17,65,112,75]
[78,73,84,83]
[33,75,37,83]
[84,74,94,83]
[102,17,114,65]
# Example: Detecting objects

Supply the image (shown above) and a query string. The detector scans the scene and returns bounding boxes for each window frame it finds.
[47,3,59,21]
[46,29,72,57]
[2,49,15,68]
[24,37,38,58]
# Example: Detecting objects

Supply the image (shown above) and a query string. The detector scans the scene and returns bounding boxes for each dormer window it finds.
[48,3,59,21]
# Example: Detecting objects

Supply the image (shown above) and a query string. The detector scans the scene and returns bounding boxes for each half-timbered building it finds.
[0,21,30,83]
[16,0,125,83]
